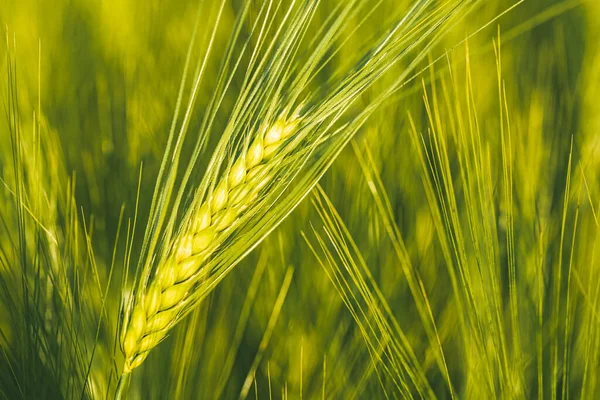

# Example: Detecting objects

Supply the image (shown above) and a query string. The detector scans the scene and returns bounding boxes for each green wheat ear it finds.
[120,114,301,373]
[114,0,477,393]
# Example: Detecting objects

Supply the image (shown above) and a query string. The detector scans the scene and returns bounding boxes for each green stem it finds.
[114,372,131,400]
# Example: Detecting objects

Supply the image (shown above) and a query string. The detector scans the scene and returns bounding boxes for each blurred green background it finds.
[1,0,599,398]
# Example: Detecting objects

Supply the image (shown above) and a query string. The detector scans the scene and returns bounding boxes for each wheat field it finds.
[1,0,599,398]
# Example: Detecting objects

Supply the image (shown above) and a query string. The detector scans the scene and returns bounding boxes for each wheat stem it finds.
[114,372,131,400]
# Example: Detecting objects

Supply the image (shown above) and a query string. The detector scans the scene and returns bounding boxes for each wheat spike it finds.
[121,114,300,372]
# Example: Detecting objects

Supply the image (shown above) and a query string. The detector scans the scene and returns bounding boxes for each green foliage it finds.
[1,0,598,398]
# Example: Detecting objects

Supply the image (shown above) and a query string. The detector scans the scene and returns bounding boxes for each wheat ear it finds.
[120,114,300,373]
